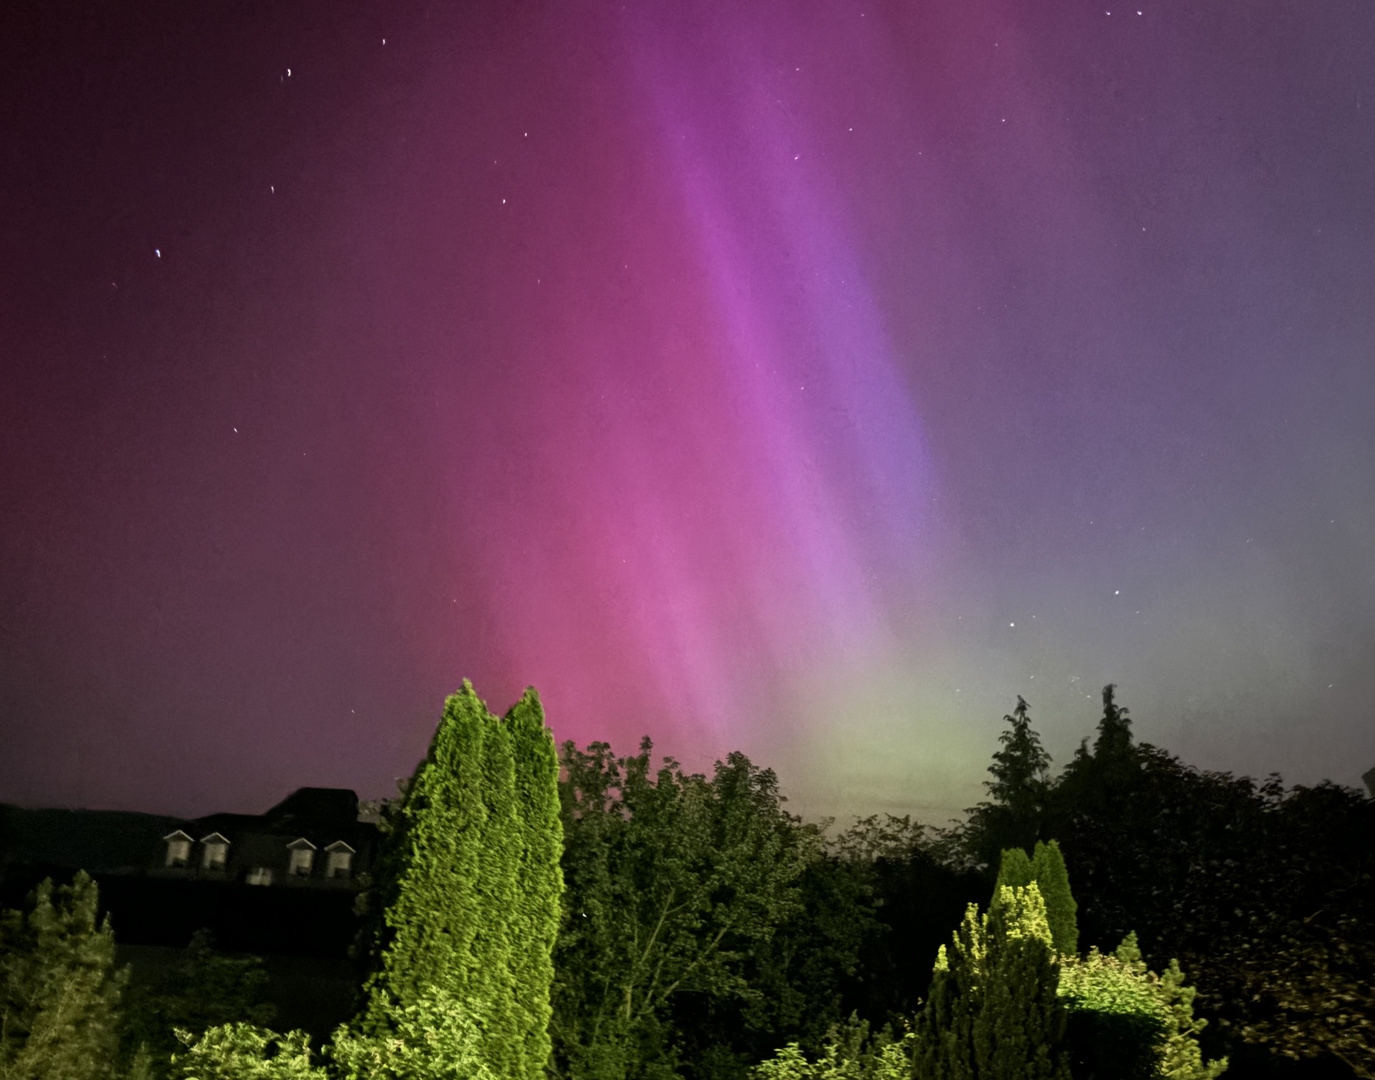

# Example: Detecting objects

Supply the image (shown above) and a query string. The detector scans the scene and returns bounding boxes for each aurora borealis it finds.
[2,0,1371,820]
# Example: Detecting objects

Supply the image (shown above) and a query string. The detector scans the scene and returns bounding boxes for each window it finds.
[326,844,354,879]
[163,831,192,868]
[288,843,315,876]
[246,867,273,886]
[200,834,229,871]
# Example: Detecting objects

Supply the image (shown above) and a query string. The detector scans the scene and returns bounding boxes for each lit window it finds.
[326,847,353,879]
[201,834,229,871]
[164,832,192,868]
[246,867,273,886]
[288,845,315,876]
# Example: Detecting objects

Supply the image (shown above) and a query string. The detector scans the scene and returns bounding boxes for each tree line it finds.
[1,682,1370,1078]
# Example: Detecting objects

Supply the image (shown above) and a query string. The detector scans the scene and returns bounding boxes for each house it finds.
[0,788,385,1040]
[152,787,375,889]
[1,787,382,955]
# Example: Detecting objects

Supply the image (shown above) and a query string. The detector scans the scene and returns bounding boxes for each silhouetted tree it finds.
[833,817,985,1033]
[961,697,1051,872]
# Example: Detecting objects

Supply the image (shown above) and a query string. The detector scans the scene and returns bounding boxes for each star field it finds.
[0,0,1371,821]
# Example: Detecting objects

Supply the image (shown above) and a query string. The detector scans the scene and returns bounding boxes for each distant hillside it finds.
[0,804,180,875]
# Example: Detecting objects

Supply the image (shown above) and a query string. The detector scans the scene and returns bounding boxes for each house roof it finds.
[0,791,378,881]
[285,837,317,850]
[323,840,355,853]
[264,788,360,830]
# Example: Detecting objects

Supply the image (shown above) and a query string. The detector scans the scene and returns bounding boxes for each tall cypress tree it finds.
[992,847,1034,898]
[503,689,563,1080]
[1030,841,1078,956]
[991,842,1078,956]
[356,681,561,1080]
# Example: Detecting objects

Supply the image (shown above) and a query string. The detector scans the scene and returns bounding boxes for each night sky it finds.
[2,0,1371,823]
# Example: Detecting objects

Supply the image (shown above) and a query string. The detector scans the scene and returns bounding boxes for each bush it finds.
[170,1023,323,1080]
[754,1017,914,1080]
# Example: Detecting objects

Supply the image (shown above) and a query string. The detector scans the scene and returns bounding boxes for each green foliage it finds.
[1152,955,1228,1080]
[170,1023,323,1080]
[912,884,1069,1080]
[1043,691,1374,1072]
[991,848,1032,897]
[506,689,565,1078]
[753,1017,914,1080]
[990,841,1076,957]
[357,681,562,1080]
[0,871,127,1080]
[1057,939,1165,1080]
[675,826,881,1078]
[121,929,276,1076]
[1028,842,1077,956]
[553,739,814,1079]
[1215,911,1374,1077]
[1057,934,1226,1080]
[328,994,495,1080]
[838,820,986,1030]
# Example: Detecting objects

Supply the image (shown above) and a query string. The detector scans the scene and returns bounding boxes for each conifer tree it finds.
[1029,840,1078,956]
[503,689,563,1080]
[990,842,1077,956]
[992,847,1033,898]
[914,884,1069,1080]
[0,871,127,1080]
[963,697,1051,871]
[977,886,1069,1080]
[1092,684,1133,763]
[1111,936,1227,1080]
[355,681,562,1080]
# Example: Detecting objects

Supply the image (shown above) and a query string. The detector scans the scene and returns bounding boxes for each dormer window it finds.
[324,840,355,879]
[246,866,273,886]
[286,838,316,876]
[200,833,230,871]
[163,830,193,868]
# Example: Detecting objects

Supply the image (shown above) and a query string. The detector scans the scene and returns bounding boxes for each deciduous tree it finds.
[553,740,812,1080]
